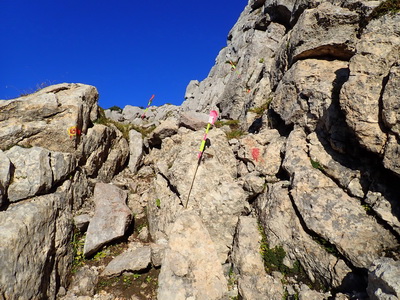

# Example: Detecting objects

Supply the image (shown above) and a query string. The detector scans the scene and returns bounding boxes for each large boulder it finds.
[0,83,99,153]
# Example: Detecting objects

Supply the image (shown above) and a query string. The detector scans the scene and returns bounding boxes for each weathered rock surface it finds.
[5,146,76,203]
[271,59,349,131]
[102,244,151,277]
[179,111,209,130]
[232,216,284,300]
[0,83,98,153]
[284,128,398,268]
[147,128,249,263]
[84,183,132,257]
[157,212,228,300]
[0,191,73,300]
[340,14,400,154]
[271,2,357,88]
[128,129,143,174]
[367,257,400,300]
[0,150,11,206]
[237,128,285,178]
[1,0,400,299]
[148,118,179,147]
[256,181,352,288]
[64,266,99,297]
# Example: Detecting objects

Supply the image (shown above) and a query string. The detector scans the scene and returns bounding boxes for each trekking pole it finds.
[184,110,218,208]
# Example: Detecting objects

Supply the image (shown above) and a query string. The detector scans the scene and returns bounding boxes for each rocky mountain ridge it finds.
[1,0,400,299]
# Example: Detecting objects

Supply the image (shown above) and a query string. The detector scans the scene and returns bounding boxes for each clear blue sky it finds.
[0,0,245,109]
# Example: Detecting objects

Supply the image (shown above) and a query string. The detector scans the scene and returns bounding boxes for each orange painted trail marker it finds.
[67,126,81,139]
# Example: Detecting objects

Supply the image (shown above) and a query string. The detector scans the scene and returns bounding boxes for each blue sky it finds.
[0,0,245,109]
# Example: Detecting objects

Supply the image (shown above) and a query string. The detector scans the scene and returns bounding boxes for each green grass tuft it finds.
[248,97,273,116]
[94,107,155,140]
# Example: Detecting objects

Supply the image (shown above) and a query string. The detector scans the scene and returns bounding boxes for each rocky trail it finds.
[1,0,400,299]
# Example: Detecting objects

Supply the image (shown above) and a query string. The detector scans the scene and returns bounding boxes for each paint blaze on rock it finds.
[251,148,260,162]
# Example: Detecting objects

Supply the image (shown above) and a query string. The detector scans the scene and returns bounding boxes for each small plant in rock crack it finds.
[155,198,161,209]
[248,97,273,117]
[310,158,324,171]
[71,232,86,271]
[227,266,238,290]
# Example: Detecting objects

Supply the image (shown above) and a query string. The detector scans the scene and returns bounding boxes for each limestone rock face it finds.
[271,59,349,131]
[232,216,284,300]
[340,14,400,154]
[157,212,228,300]
[180,7,286,120]
[284,128,397,268]
[0,191,73,300]
[256,181,352,288]
[147,128,249,263]
[1,0,400,298]
[237,129,285,178]
[271,2,358,88]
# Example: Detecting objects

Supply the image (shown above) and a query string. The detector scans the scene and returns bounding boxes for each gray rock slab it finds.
[128,129,143,174]
[5,146,53,202]
[102,245,151,277]
[74,214,91,233]
[83,183,132,257]
[179,111,209,130]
